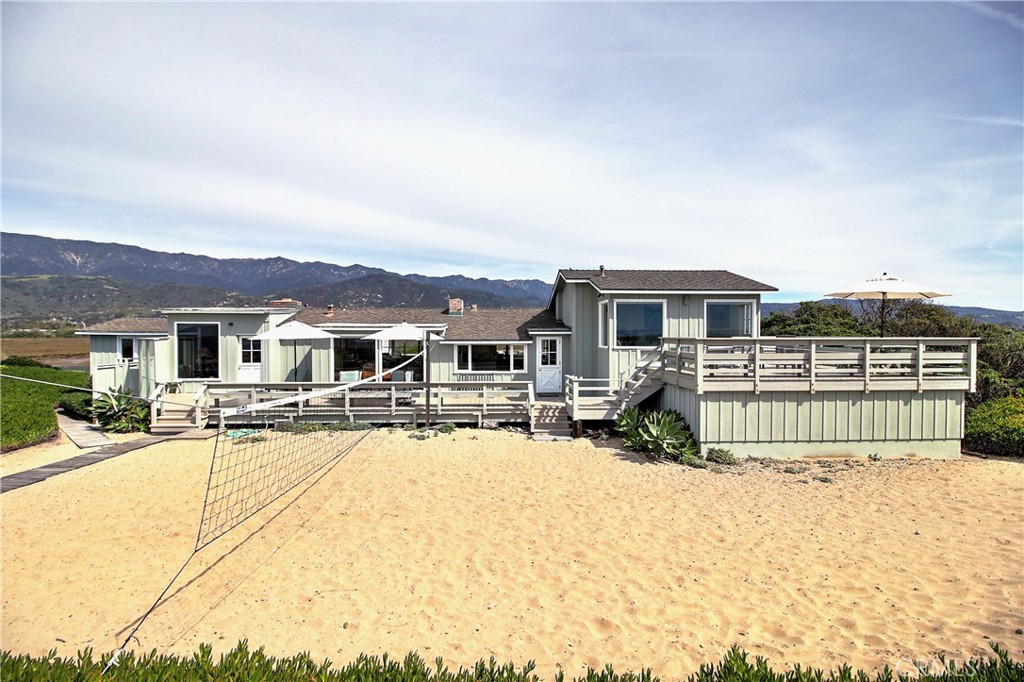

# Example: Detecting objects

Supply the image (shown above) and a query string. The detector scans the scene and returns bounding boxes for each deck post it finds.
[917,340,925,393]
[753,339,761,394]
[808,341,816,394]
[695,342,705,395]
[863,339,872,393]
[968,339,978,393]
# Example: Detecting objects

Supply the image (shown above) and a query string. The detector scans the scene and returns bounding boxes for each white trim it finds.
[116,336,139,363]
[77,331,166,337]
[441,339,535,345]
[704,299,758,338]
[454,343,529,374]
[598,300,608,348]
[612,299,667,350]
[526,329,572,336]
[535,336,563,394]
[174,321,222,381]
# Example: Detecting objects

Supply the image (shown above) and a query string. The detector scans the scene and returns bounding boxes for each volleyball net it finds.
[107,350,425,669]
[196,348,424,550]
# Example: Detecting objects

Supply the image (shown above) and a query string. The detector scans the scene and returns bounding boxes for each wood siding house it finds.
[80,268,976,457]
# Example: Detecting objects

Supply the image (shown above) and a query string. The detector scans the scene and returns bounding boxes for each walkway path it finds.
[56,411,113,448]
[0,428,217,494]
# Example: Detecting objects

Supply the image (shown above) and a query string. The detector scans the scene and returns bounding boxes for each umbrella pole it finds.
[880,293,887,338]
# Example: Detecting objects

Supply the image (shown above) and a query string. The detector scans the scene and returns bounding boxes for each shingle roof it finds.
[294,307,568,341]
[80,317,168,334]
[558,269,777,292]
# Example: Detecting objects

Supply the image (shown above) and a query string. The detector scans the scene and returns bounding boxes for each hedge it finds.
[0,362,91,451]
[1,643,1021,682]
[964,393,1024,457]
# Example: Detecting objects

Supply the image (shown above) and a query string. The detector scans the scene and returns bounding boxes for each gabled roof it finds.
[293,307,568,342]
[557,269,778,292]
[78,317,168,335]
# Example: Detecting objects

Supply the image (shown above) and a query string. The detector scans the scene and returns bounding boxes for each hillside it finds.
[0,275,263,327]
[0,232,550,304]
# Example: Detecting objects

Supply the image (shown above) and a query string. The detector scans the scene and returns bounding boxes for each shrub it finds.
[278,422,375,434]
[0,642,1020,682]
[56,391,93,420]
[705,447,738,466]
[90,388,150,433]
[0,355,56,368]
[964,393,1024,457]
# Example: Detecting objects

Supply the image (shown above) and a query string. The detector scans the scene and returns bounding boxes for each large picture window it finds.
[706,301,754,337]
[614,301,665,348]
[177,323,219,379]
[456,344,527,373]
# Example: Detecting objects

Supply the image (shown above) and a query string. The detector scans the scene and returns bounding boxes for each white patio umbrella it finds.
[826,273,950,337]
[363,323,441,426]
[253,321,335,381]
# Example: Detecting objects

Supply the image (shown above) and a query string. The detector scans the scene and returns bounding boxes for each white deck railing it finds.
[661,337,977,394]
[207,380,534,426]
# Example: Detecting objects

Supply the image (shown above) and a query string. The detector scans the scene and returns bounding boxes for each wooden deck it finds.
[660,337,977,395]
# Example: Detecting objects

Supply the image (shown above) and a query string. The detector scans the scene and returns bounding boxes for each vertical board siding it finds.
[658,384,702,442]
[692,389,964,444]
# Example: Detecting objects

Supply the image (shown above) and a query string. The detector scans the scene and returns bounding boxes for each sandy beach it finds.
[2,429,1022,679]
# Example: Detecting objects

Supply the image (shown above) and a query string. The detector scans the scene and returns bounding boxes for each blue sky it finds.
[3,2,1022,310]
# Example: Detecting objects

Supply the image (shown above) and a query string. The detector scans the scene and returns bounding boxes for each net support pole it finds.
[425,336,431,428]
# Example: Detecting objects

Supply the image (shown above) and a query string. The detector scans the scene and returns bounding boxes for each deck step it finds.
[531,401,572,441]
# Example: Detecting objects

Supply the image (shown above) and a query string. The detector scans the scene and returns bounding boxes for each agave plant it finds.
[614,406,646,450]
[90,388,151,433]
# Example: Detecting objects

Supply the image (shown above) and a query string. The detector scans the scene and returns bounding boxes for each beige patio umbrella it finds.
[826,273,950,337]
[253,321,336,382]
[363,323,442,427]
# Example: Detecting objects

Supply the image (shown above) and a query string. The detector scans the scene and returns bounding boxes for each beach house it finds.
[80,268,977,458]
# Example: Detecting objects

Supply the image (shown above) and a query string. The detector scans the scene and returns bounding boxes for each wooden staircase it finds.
[150,391,208,435]
[613,351,665,417]
[531,400,572,441]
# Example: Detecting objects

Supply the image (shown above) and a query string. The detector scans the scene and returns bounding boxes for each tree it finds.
[761,301,864,337]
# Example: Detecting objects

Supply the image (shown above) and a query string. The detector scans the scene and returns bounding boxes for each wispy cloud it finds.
[937,114,1024,127]
[2,2,1021,309]
[953,1,1024,32]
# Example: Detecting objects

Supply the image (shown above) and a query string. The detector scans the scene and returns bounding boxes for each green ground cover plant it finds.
[1,642,1020,682]
[0,359,91,450]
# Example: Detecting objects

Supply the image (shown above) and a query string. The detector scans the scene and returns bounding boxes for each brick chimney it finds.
[325,304,335,317]
[470,304,479,312]
[599,265,605,277]
[448,298,464,316]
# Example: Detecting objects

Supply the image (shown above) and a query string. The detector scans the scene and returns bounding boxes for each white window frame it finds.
[240,336,262,364]
[704,299,757,338]
[612,299,667,350]
[174,321,222,381]
[454,343,529,374]
[598,300,608,348]
[117,336,138,363]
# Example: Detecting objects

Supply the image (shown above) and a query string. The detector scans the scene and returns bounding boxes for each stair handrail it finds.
[614,348,665,407]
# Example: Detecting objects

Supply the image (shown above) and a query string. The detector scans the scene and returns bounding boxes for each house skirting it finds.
[659,385,964,460]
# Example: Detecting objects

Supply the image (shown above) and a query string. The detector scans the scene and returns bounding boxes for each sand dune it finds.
[2,429,1021,679]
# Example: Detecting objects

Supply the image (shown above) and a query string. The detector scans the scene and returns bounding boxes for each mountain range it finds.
[1,232,1020,329]
[0,232,551,327]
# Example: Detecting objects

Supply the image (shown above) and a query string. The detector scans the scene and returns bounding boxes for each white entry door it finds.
[237,337,263,382]
[536,337,563,395]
